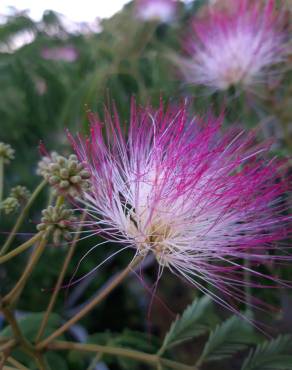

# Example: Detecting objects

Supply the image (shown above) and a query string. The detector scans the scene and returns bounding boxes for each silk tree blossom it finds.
[135,0,177,23]
[41,46,78,62]
[69,101,291,310]
[180,0,289,91]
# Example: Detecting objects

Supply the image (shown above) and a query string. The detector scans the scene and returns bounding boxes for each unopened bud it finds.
[1,197,20,214]
[37,152,91,197]
[10,185,31,204]
[37,205,77,245]
[0,142,15,164]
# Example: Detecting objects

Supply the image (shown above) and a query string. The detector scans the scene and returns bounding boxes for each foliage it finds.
[242,335,292,370]
[159,295,219,354]
[0,0,291,369]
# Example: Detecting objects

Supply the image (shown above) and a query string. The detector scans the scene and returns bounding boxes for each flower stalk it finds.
[0,339,16,352]
[35,209,87,342]
[0,232,43,265]
[37,254,144,350]
[2,237,47,306]
[48,340,197,370]
[0,306,46,370]
[0,179,47,256]
[6,356,29,370]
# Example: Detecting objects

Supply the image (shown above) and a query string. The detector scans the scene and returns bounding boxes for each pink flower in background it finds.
[41,46,78,62]
[135,0,177,23]
[180,0,289,91]
[70,101,291,310]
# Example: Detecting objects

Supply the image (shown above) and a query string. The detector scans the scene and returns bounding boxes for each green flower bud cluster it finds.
[0,185,31,215]
[37,153,91,197]
[10,185,31,204]
[0,142,15,164]
[36,151,58,177]
[37,205,77,245]
[0,197,19,215]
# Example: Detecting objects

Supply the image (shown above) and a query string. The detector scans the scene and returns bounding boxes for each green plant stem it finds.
[0,350,10,369]
[48,341,197,370]
[0,232,43,265]
[37,255,144,350]
[0,339,16,352]
[35,210,87,342]
[33,353,47,370]
[6,357,29,370]
[0,179,47,256]
[0,337,10,344]
[2,237,47,306]
[0,307,45,369]
[55,195,64,207]
[86,353,103,370]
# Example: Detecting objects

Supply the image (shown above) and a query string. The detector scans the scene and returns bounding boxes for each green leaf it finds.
[45,352,68,370]
[241,335,292,370]
[88,330,159,370]
[88,331,113,346]
[112,329,159,353]
[113,330,159,370]
[89,329,159,353]
[0,312,61,339]
[199,314,261,363]
[159,296,219,354]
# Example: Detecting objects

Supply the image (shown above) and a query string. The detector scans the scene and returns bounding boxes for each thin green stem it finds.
[33,353,47,370]
[0,307,33,351]
[0,307,46,370]
[0,179,47,256]
[0,339,16,352]
[56,195,64,207]
[86,353,103,370]
[6,357,29,370]
[0,350,10,369]
[48,341,197,370]
[0,232,43,265]
[2,237,47,306]
[0,337,10,344]
[37,255,144,350]
[35,210,87,342]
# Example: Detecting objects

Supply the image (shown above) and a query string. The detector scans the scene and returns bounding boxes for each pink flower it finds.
[70,101,291,310]
[41,46,78,62]
[180,0,289,91]
[135,0,177,23]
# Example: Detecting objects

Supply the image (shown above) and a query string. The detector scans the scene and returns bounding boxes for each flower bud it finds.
[10,185,31,204]
[37,152,91,197]
[37,205,77,245]
[1,197,20,214]
[0,142,15,164]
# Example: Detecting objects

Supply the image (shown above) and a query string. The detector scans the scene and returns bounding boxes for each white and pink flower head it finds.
[135,0,177,23]
[41,46,78,62]
[181,0,289,92]
[70,100,291,311]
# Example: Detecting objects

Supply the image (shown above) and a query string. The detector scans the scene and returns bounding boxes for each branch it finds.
[0,307,46,370]
[2,237,47,305]
[6,357,29,370]
[37,254,143,349]
[48,340,197,370]
[0,232,43,264]
[35,210,87,342]
[0,179,46,256]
